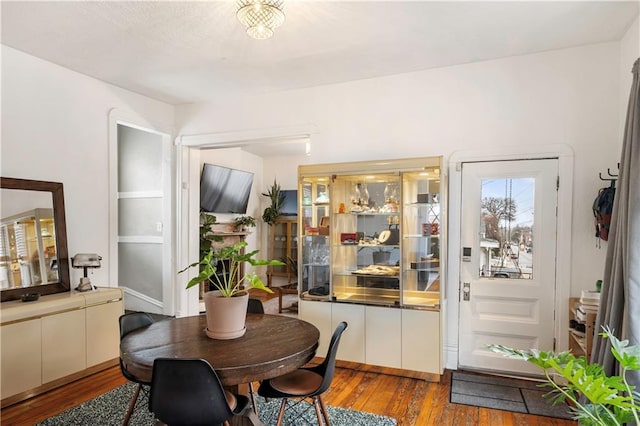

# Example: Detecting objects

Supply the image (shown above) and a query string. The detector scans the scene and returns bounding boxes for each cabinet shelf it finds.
[405,202,437,207]
[334,212,400,216]
[333,272,400,278]
[569,329,587,352]
[335,244,399,249]
[405,267,439,272]
[568,297,597,362]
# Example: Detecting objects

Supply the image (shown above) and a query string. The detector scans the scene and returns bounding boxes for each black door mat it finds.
[450,371,574,420]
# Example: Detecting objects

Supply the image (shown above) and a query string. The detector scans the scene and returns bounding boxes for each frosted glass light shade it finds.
[236,0,285,40]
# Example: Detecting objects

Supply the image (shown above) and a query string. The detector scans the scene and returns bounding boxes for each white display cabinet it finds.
[297,157,445,379]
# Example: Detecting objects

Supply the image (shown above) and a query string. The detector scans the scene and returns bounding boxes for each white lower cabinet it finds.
[300,301,442,375]
[42,309,86,383]
[331,303,365,363]
[365,306,402,369]
[299,299,333,356]
[0,288,123,405]
[86,295,123,367]
[0,318,42,398]
[402,309,440,373]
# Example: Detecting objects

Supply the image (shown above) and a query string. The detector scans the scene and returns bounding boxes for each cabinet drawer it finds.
[331,303,365,363]
[42,309,86,383]
[0,319,42,397]
[402,309,440,373]
[365,306,401,369]
[86,300,123,366]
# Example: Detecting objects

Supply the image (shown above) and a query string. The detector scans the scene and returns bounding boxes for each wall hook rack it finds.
[598,163,619,181]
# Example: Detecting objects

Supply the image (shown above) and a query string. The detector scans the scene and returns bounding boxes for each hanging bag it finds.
[593,185,615,241]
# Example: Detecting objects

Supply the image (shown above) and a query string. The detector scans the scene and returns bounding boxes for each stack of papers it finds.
[577,290,600,319]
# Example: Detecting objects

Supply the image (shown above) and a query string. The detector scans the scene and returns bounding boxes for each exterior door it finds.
[458,159,558,376]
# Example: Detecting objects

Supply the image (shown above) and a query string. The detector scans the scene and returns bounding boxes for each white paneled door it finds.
[114,123,172,315]
[458,159,558,376]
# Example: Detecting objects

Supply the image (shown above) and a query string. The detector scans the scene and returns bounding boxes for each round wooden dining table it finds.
[120,313,320,386]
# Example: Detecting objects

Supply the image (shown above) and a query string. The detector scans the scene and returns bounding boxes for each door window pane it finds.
[479,178,534,280]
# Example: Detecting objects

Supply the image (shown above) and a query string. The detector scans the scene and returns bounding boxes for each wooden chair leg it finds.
[248,382,259,414]
[313,397,325,425]
[122,383,142,426]
[318,395,331,426]
[276,399,287,426]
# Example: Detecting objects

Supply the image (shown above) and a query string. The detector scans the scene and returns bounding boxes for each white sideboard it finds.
[0,287,123,407]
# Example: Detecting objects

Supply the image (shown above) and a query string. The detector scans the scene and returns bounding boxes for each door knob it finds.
[462,282,471,301]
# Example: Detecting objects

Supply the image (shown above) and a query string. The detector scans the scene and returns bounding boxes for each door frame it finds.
[108,108,175,315]
[174,126,317,318]
[446,144,574,371]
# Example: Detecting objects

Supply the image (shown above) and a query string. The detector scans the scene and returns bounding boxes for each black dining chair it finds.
[257,321,348,426]
[247,297,265,314]
[149,358,250,426]
[119,312,155,426]
[246,298,265,414]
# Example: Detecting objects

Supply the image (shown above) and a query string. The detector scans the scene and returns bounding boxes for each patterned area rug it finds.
[38,382,396,426]
[450,371,574,420]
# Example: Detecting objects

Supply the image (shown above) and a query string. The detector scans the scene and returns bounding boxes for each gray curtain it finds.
[592,57,640,392]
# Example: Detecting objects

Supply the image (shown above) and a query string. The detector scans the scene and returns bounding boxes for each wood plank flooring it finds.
[1,365,577,425]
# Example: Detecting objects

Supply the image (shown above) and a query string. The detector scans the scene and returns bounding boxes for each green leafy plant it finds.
[262,179,285,226]
[489,327,640,425]
[233,215,257,231]
[199,213,222,260]
[180,241,283,297]
[280,255,298,275]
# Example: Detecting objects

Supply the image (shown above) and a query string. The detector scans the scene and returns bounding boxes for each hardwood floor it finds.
[1,365,576,425]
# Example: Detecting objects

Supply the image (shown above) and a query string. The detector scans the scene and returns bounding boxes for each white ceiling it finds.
[1,1,638,106]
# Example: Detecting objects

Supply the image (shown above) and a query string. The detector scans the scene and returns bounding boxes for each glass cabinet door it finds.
[331,174,401,305]
[299,157,443,310]
[299,177,331,299]
[268,218,298,285]
[402,168,441,308]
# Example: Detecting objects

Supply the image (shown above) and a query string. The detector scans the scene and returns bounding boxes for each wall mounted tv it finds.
[280,190,298,216]
[200,163,254,214]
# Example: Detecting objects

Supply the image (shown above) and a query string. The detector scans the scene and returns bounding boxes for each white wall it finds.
[1,46,175,287]
[176,42,622,298]
[619,16,640,140]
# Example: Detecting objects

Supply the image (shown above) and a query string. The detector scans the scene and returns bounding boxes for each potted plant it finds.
[262,179,285,226]
[233,215,257,232]
[489,326,640,425]
[180,241,283,339]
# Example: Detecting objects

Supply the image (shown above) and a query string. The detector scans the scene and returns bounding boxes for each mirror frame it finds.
[1,177,71,302]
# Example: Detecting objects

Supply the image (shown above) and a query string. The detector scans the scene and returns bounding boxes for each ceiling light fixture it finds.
[236,0,285,40]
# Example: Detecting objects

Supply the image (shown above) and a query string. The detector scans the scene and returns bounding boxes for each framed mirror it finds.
[0,177,70,302]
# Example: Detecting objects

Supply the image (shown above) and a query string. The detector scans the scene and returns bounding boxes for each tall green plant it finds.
[199,212,222,260]
[180,241,283,297]
[262,179,285,226]
[489,327,640,425]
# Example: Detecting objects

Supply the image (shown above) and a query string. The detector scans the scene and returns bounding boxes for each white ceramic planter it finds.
[202,290,249,339]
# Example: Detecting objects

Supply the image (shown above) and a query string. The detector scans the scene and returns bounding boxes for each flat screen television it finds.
[200,163,254,214]
[280,190,298,216]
